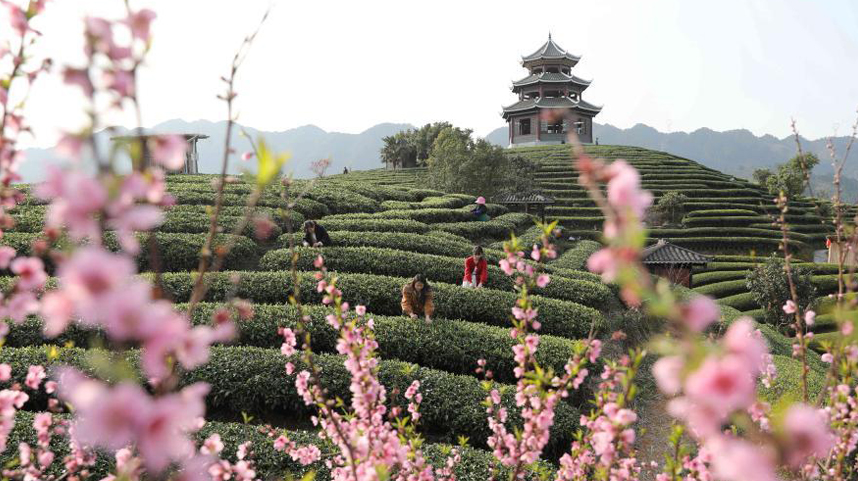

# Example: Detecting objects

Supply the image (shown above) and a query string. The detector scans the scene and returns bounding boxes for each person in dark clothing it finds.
[471,196,490,221]
[343,167,349,174]
[401,274,434,322]
[303,220,331,247]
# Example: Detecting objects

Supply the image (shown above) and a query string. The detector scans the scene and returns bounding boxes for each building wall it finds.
[648,265,693,287]
[507,112,595,145]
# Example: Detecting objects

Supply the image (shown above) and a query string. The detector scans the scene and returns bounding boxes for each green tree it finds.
[763,152,820,198]
[426,127,533,197]
[745,254,817,332]
[380,132,416,169]
[752,168,773,186]
[655,191,688,225]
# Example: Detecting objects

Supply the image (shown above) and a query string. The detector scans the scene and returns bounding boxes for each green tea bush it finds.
[552,240,602,271]
[310,218,430,234]
[0,346,580,455]
[157,213,283,239]
[2,411,552,481]
[151,271,606,339]
[276,230,488,260]
[0,232,257,273]
[259,246,612,308]
[6,302,587,388]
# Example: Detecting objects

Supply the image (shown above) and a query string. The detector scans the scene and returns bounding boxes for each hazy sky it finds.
[11,0,858,147]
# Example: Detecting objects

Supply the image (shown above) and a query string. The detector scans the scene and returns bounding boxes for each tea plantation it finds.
[0,144,825,478]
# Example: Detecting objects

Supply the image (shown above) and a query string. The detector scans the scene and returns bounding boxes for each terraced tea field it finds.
[517,145,832,256]
[0,145,825,477]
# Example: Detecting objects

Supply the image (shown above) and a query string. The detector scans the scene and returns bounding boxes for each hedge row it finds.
[692,279,750,299]
[165,204,305,230]
[0,232,258,273]
[682,216,768,227]
[346,205,511,224]
[649,227,812,243]
[651,237,809,255]
[302,186,381,214]
[313,218,430,234]
[380,194,473,211]
[0,346,581,455]
[9,205,303,235]
[685,209,761,217]
[3,411,551,481]
[691,270,748,287]
[258,246,613,308]
[275,230,500,262]
[156,213,282,239]
[7,302,587,388]
[316,181,435,202]
[552,240,602,271]
[429,223,517,243]
[144,271,606,339]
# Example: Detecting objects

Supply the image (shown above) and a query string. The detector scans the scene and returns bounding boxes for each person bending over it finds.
[462,245,488,288]
[401,274,434,323]
[471,196,490,221]
[302,220,331,247]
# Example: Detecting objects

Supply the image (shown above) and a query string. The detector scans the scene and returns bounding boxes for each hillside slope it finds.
[515,144,831,256]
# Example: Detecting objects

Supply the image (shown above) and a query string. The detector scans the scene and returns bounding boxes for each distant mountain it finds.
[18,120,414,183]
[486,123,858,182]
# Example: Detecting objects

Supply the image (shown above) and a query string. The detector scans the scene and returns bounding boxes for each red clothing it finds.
[463,256,488,285]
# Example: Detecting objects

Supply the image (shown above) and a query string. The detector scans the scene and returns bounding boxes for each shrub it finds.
[149,271,606,339]
[2,411,551,481]
[259,246,612,308]
[276,230,488,261]
[652,191,688,225]
[0,232,257,273]
[308,218,430,234]
[157,213,283,239]
[303,186,381,214]
[6,302,587,388]
[746,254,817,332]
[552,240,602,271]
[0,346,581,456]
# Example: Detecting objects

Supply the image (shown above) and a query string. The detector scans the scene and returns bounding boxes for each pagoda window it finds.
[562,68,570,75]
[518,118,531,136]
[546,121,564,134]
[544,90,560,98]
[545,67,559,73]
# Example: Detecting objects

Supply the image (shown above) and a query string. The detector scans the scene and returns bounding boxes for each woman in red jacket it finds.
[462,245,488,288]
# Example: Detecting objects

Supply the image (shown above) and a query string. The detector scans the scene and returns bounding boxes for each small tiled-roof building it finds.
[502,34,602,146]
[642,239,710,287]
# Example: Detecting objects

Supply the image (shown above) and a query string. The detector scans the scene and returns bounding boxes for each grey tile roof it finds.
[522,36,581,63]
[501,97,603,117]
[512,72,592,87]
[642,240,710,265]
[495,192,556,204]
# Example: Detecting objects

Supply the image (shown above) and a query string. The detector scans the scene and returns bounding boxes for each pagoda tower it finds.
[502,34,602,146]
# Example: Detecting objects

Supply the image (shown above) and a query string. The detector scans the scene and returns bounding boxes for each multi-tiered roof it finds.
[502,35,602,119]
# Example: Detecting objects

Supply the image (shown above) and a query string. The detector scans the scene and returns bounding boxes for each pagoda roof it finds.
[512,72,591,89]
[522,35,581,65]
[501,97,603,117]
[641,239,710,266]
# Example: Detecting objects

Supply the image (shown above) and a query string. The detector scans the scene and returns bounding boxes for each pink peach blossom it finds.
[681,296,720,332]
[652,355,683,396]
[783,403,834,467]
[0,246,15,269]
[782,300,796,314]
[150,135,187,170]
[10,257,47,291]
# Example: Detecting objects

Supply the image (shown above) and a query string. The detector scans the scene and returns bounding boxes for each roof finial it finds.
[548,31,552,40]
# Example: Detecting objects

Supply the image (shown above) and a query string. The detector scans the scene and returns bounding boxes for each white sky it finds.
[10,0,858,148]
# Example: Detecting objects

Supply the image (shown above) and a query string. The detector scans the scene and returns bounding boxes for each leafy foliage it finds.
[654,191,688,225]
[426,127,535,198]
[745,254,817,331]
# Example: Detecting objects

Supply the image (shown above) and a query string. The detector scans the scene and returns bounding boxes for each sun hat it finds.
[475,196,486,205]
